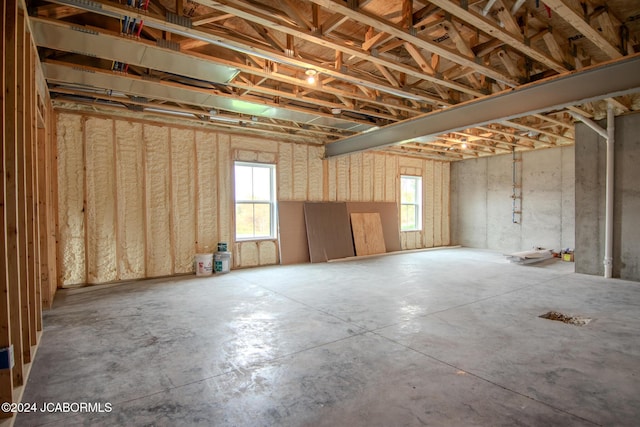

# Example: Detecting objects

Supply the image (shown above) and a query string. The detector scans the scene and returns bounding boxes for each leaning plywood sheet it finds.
[278,201,310,265]
[506,249,553,264]
[346,202,401,252]
[351,213,386,256]
[304,202,355,263]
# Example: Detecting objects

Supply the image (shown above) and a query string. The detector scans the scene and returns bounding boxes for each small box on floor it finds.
[562,252,574,262]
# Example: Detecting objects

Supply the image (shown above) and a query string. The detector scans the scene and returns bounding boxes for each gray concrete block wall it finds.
[576,112,640,281]
[451,146,575,254]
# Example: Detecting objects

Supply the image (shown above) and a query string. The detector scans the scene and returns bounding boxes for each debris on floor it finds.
[539,311,592,326]
[505,248,553,264]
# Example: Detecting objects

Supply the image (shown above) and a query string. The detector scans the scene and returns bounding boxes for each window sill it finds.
[235,237,278,243]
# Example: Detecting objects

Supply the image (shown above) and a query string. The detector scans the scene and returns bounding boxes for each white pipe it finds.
[483,0,497,16]
[604,102,615,278]
[570,112,608,139]
[511,0,527,14]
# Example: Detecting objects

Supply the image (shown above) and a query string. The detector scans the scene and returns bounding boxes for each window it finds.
[400,175,422,231]
[235,162,277,240]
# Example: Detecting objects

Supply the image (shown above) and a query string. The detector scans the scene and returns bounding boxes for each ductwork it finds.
[42,61,372,131]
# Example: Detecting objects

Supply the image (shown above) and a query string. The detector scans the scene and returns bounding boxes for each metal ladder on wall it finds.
[512,151,522,224]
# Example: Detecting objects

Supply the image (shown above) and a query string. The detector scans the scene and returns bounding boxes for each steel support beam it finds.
[325,54,640,157]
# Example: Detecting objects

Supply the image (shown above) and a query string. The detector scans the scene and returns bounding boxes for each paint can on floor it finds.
[195,253,213,276]
[214,251,232,274]
[217,242,228,252]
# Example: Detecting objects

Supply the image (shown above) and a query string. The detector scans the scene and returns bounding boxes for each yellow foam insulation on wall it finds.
[115,121,145,280]
[278,142,293,201]
[442,163,451,246]
[144,125,172,277]
[362,153,374,201]
[336,156,349,201]
[216,134,231,245]
[373,154,386,202]
[349,152,362,201]
[258,241,277,265]
[56,113,86,286]
[434,161,443,247]
[307,146,323,201]
[239,241,259,267]
[171,128,197,274]
[85,117,117,284]
[326,157,337,201]
[384,155,397,203]
[424,160,435,248]
[293,144,308,201]
[196,131,217,252]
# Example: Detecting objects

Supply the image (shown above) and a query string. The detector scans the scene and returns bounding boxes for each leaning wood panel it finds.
[115,121,145,280]
[304,202,355,263]
[195,131,217,252]
[85,117,117,284]
[350,213,386,256]
[346,202,402,252]
[424,160,435,248]
[434,161,443,247]
[170,128,197,274]
[144,125,172,277]
[277,201,310,265]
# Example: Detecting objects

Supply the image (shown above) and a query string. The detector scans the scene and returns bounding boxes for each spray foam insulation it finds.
[196,131,217,252]
[144,125,172,277]
[85,117,118,283]
[116,121,145,280]
[171,128,197,274]
[56,113,86,286]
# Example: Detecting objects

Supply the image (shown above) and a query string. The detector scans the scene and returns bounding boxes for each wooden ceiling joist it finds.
[543,0,623,59]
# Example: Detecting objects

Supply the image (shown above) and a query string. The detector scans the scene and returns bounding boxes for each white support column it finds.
[604,102,615,278]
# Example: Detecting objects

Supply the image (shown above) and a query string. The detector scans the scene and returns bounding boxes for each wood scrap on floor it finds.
[505,249,553,264]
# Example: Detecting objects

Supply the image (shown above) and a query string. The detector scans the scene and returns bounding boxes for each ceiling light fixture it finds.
[305,69,317,84]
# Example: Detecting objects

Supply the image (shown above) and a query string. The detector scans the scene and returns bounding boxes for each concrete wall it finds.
[451,146,575,254]
[575,112,640,281]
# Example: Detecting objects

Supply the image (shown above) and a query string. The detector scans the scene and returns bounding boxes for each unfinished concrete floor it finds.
[17,248,640,426]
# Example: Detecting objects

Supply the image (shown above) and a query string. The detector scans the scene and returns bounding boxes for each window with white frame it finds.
[234,162,277,240]
[400,175,422,231]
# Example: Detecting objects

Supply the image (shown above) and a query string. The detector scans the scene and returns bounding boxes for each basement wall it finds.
[55,111,450,286]
[575,112,640,281]
[450,146,575,254]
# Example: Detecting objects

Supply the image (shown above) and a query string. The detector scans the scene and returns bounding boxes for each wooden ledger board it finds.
[350,213,386,256]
